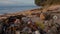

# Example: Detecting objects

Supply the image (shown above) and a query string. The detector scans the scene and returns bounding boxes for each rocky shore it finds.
[0,8,42,20]
[0,5,60,22]
[0,5,60,34]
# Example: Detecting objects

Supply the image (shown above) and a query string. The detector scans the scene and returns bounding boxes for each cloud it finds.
[0,0,35,6]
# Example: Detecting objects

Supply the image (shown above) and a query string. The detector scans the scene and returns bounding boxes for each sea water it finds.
[0,5,39,14]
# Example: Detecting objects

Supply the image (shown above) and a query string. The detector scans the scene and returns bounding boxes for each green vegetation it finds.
[35,21,45,30]
[35,0,47,6]
[35,0,60,7]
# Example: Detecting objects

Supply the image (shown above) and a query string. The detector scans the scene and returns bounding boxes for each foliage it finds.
[35,0,46,6]
[35,21,45,30]
[35,0,60,7]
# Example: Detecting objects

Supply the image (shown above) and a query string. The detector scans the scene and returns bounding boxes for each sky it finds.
[0,0,35,6]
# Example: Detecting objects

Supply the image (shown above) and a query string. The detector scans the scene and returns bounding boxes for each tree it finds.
[35,0,47,6]
[35,0,60,7]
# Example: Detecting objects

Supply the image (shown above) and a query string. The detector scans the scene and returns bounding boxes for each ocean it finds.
[0,6,39,14]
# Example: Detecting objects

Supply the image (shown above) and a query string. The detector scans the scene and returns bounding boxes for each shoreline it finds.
[0,5,60,20]
[0,8,42,20]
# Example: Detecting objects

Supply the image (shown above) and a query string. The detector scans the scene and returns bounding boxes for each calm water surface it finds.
[0,5,39,14]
